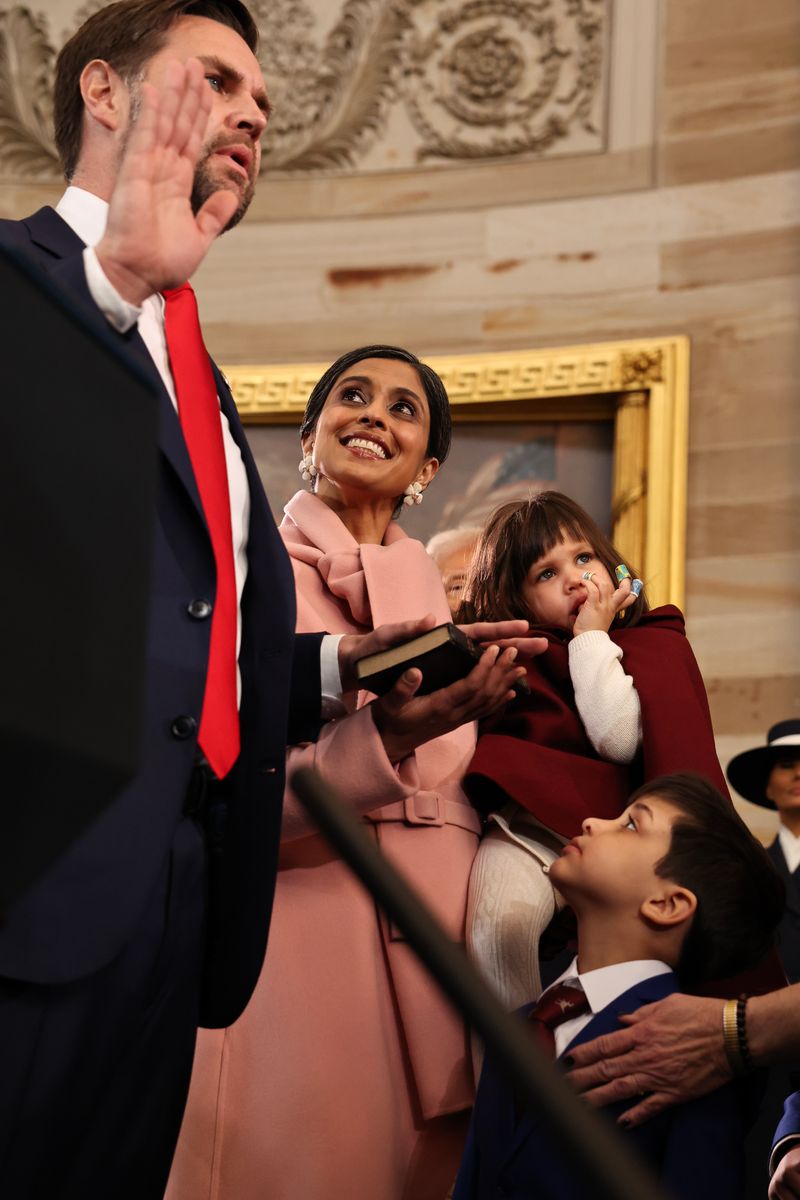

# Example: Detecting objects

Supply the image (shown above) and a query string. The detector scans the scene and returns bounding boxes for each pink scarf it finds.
[281,490,451,630]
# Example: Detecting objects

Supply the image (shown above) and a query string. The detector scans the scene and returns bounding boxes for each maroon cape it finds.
[465,605,727,839]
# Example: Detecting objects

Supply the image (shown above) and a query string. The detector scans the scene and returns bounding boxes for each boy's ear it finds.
[640,884,697,930]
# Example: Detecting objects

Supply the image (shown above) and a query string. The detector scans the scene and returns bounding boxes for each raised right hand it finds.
[96,58,238,305]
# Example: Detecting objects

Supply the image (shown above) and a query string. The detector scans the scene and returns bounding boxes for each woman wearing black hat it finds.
[728,720,800,982]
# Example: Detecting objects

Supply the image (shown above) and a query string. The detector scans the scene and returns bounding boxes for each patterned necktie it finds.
[162,282,240,778]
[528,983,590,1058]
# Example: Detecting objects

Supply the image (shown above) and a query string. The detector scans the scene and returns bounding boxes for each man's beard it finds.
[190,135,256,233]
[121,84,256,234]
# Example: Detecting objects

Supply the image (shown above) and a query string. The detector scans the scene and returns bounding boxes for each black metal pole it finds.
[291,766,674,1200]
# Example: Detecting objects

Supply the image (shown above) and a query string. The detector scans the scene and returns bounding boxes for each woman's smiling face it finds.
[304,357,438,509]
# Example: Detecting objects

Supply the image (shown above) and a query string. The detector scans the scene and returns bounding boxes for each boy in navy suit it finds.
[454,772,784,1200]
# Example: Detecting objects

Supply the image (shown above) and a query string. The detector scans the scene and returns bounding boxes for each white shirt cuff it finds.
[83,246,142,334]
[320,634,346,719]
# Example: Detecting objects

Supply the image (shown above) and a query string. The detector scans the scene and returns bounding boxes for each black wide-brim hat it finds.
[726,719,800,808]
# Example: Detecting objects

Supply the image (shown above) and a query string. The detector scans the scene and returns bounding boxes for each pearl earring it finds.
[403,481,424,507]
[299,451,318,483]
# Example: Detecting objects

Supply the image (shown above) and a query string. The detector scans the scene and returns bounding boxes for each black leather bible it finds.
[355,622,530,697]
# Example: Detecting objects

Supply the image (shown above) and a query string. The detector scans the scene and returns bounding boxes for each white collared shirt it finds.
[541,956,673,1058]
[778,824,800,875]
[56,187,343,707]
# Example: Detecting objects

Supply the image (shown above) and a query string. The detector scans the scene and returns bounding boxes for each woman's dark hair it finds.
[54,0,258,180]
[300,343,452,470]
[457,491,647,627]
[631,772,785,987]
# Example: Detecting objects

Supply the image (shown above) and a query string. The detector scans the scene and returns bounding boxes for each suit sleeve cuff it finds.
[770,1135,800,1178]
[83,246,142,333]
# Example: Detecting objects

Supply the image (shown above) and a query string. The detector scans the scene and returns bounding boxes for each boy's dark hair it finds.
[633,772,785,987]
[456,491,648,628]
[54,0,258,181]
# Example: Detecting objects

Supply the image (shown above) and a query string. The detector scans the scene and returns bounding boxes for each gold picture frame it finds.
[223,335,690,610]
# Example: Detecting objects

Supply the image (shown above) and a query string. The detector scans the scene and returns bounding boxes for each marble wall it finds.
[1,0,797,837]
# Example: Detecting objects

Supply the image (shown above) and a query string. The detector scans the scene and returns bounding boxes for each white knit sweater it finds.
[568,630,642,764]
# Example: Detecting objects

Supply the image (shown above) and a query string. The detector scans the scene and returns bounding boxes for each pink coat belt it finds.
[365,794,482,835]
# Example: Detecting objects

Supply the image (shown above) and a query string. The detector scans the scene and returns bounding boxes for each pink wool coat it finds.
[167,491,480,1200]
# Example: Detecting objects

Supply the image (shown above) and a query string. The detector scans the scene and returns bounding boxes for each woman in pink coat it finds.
[168,346,527,1200]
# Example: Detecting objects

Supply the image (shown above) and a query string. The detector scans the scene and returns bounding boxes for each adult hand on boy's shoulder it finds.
[770,1145,800,1199]
[565,994,731,1127]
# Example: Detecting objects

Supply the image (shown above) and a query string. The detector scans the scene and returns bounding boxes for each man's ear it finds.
[641,885,697,930]
[79,59,129,133]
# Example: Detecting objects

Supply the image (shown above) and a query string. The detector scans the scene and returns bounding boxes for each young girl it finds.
[458,492,728,1010]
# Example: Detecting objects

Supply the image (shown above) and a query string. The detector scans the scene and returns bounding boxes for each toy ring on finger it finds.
[581,570,596,582]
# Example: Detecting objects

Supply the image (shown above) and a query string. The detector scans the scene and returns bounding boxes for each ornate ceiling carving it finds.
[0,0,609,179]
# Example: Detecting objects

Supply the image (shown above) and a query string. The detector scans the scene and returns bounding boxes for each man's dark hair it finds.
[54,0,258,180]
[300,345,452,514]
[632,772,785,987]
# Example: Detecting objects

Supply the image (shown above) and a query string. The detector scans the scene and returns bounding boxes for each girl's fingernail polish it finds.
[631,579,643,597]
[615,564,631,582]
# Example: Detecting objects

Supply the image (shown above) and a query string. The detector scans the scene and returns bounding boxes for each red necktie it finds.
[162,283,240,778]
[527,983,590,1058]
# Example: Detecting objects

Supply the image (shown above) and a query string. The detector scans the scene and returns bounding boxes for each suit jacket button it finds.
[187,598,213,620]
[171,715,198,740]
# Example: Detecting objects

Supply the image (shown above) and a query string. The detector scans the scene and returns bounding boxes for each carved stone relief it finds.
[0,0,610,179]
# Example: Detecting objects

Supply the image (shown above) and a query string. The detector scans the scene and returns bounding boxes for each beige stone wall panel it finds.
[686,497,800,561]
[664,28,800,89]
[659,122,800,187]
[662,225,800,292]
[664,0,800,44]
[664,69,800,137]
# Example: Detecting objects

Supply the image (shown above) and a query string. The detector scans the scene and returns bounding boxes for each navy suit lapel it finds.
[769,839,800,914]
[23,206,207,525]
[769,839,789,879]
[506,972,678,1163]
[212,361,270,537]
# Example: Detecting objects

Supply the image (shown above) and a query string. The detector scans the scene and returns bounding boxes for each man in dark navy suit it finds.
[454,773,783,1200]
[0,4,530,1195]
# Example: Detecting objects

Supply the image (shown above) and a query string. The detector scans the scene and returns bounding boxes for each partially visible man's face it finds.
[135,15,270,231]
[438,540,478,616]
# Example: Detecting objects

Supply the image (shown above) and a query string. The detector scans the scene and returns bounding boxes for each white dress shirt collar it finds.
[778,824,800,875]
[55,186,110,248]
[551,956,673,1016]
[542,956,673,1058]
